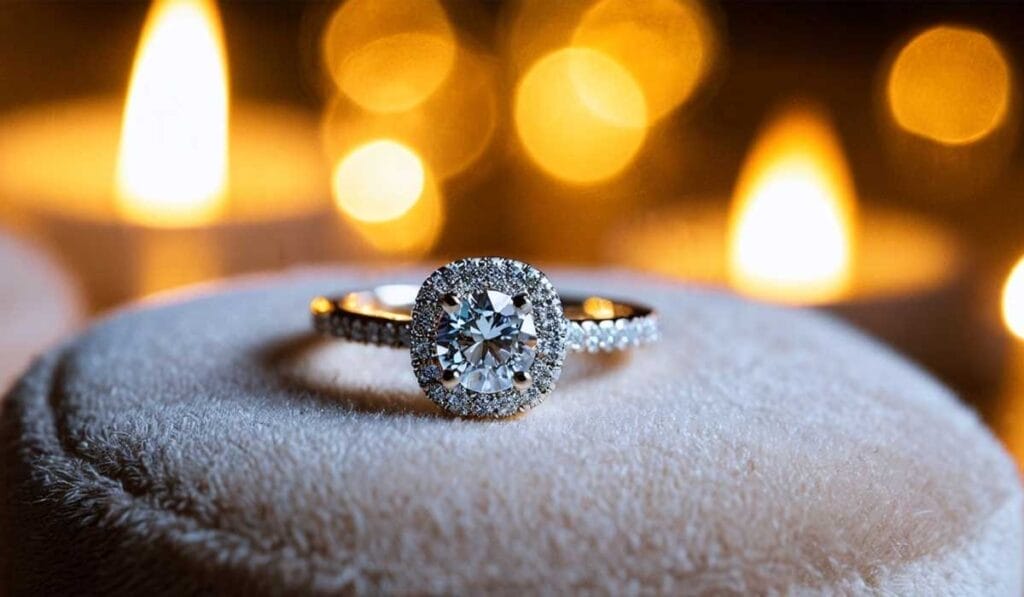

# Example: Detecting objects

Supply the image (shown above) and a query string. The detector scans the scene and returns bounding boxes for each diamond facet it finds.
[434,290,537,393]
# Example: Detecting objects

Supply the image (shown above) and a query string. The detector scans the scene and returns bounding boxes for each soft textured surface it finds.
[0,231,81,390]
[1,266,1020,595]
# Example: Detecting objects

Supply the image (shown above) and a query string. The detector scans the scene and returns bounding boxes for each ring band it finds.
[312,286,658,353]
[311,257,658,417]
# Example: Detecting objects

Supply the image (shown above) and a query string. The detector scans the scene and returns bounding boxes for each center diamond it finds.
[435,289,537,393]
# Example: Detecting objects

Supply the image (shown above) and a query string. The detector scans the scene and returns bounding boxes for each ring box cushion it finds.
[1,268,1020,594]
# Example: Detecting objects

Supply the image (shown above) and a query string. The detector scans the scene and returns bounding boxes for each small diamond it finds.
[582,321,601,353]
[434,290,537,393]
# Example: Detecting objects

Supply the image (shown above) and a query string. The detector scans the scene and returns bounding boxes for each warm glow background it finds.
[0,2,1021,287]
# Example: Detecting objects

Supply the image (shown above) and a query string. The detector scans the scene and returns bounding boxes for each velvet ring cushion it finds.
[1,267,1019,595]
[0,231,82,391]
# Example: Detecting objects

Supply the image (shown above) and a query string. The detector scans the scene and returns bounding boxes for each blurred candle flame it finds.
[116,0,229,227]
[728,104,857,305]
[1003,255,1024,341]
[887,26,1010,145]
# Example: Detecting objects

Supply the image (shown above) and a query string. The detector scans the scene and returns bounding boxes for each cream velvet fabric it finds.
[1,267,1020,595]
[0,232,81,390]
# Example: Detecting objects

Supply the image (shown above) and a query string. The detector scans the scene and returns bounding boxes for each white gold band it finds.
[311,285,658,353]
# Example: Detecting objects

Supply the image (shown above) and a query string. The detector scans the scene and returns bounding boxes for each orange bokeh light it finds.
[321,47,497,182]
[514,47,647,185]
[331,139,443,257]
[332,139,424,223]
[572,0,715,122]
[888,26,1011,145]
[323,0,456,114]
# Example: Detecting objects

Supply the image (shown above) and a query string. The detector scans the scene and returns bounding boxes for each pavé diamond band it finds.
[311,257,658,417]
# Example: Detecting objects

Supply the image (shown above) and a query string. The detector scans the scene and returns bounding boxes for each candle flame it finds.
[1003,255,1024,341]
[116,0,229,227]
[728,104,857,305]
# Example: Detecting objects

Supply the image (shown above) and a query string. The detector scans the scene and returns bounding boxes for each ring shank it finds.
[312,284,658,352]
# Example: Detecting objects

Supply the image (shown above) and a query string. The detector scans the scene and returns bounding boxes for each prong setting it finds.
[441,293,460,314]
[512,371,532,391]
[440,369,461,390]
[512,292,532,314]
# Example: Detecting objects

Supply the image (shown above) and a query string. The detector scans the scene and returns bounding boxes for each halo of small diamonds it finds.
[410,257,568,417]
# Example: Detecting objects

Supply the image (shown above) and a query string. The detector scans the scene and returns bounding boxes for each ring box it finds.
[1,267,1019,594]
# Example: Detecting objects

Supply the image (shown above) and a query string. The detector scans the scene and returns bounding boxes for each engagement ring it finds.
[311,257,658,417]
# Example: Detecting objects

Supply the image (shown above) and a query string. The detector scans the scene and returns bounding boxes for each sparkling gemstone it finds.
[435,290,537,393]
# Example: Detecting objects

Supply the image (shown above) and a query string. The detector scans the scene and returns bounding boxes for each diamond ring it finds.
[310,257,658,417]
